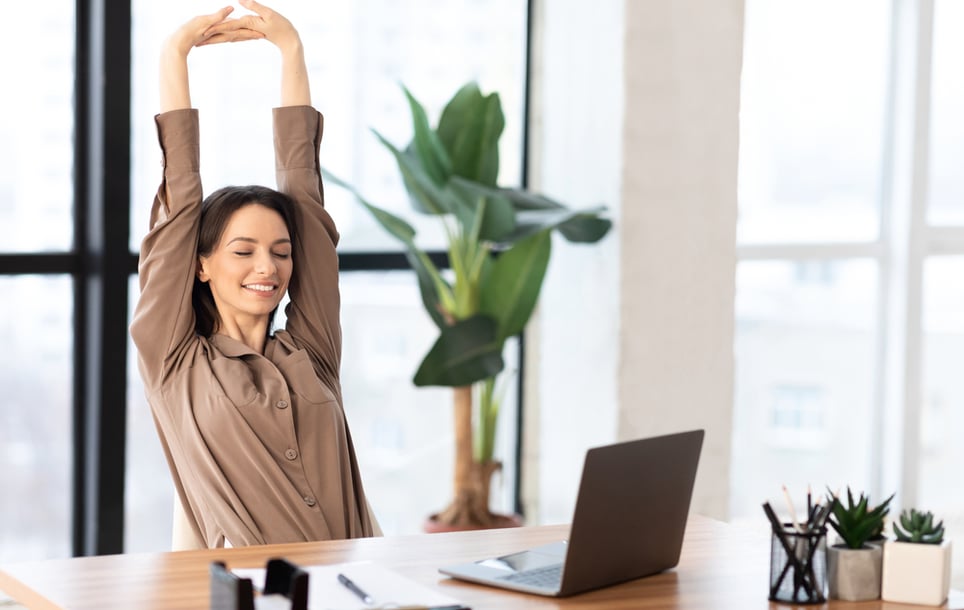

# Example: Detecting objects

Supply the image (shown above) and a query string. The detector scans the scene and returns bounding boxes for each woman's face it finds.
[197,203,293,329]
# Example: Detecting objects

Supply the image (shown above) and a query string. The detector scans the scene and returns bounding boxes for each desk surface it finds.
[1,515,961,609]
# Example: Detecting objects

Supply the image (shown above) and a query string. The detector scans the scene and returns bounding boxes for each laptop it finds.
[438,429,704,597]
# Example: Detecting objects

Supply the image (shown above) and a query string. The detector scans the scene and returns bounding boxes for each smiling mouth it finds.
[243,283,278,294]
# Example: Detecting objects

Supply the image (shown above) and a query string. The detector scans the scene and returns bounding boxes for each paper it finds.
[233,560,464,610]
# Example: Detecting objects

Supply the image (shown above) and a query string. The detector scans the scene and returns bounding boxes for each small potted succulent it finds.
[825,487,895,601]
[881,509,952,606]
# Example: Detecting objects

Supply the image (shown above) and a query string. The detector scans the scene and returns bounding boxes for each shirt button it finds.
[303,496,316,507]
[276,399,288,409]
[284,449,298,460]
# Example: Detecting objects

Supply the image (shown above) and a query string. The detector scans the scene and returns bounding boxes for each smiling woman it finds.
[129,0,379,549]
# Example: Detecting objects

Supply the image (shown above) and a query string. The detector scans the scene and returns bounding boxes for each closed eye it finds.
[233,251,253,257]
[273,252,291,259]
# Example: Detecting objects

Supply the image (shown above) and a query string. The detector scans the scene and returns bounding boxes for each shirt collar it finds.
[209,333,262,358]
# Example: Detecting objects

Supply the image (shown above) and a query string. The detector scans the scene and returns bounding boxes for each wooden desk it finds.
[1,515,961,609]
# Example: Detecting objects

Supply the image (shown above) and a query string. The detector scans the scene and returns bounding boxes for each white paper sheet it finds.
[233,560,464,610]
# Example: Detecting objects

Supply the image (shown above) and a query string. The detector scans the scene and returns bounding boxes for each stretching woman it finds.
[131,1,378,548]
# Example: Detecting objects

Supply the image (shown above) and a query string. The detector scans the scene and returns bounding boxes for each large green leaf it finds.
[373,130,452,216]
[450,181,611,244]
[413,315,505,387]
[436,82,504,185]
[497,188,611,243]
[406,250,448,329]
[496,189,565,211]
[402,85,452,186]
[502,188,614,242]
[504,207,611,244]
[479,230,552,341]
[448,177,516,242]
[557,214,613,243]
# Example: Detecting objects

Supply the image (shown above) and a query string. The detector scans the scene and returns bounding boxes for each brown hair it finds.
[192,185,298,338]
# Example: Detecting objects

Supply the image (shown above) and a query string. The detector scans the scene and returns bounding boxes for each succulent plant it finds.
[893,508,945,544]
[826,487,895,550]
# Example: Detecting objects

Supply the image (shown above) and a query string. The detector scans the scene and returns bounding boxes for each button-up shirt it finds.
[130,106,375,547]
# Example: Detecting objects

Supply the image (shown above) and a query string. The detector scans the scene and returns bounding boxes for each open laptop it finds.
[438,429,704,597]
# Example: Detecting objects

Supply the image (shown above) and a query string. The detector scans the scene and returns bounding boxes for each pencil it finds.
[782,485,803,532]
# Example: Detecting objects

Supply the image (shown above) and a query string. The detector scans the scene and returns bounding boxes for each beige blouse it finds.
[130,106,376,547]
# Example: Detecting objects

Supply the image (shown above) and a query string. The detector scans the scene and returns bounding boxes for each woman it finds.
[130,0,378,549]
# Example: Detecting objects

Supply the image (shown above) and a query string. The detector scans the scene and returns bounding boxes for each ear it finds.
[197,257,210,283]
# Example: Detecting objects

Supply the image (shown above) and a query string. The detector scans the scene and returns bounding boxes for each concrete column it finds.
[526,0,744,522]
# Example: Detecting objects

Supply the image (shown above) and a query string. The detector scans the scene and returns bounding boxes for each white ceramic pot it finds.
[827,544,882,601]
[881,539,952,606]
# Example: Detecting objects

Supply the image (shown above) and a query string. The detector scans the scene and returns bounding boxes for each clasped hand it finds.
[167,0,300,56]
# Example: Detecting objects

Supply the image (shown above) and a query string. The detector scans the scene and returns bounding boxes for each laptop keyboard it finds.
[497,564,562,589]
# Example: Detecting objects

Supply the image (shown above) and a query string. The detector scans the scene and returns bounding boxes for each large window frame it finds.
[734,0,943,509]
[0,0,531,557]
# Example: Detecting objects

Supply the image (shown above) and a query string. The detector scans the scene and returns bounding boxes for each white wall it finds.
[525,0,744,523]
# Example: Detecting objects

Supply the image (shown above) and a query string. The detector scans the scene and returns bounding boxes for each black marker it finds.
[337,572,375,606]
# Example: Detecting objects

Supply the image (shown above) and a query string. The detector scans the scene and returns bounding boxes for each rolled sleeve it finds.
[156,109,200,173]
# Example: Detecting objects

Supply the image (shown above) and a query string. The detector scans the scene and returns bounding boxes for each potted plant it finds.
[881,508,951,606]
[825,487,895,601]
[327,82,612,531]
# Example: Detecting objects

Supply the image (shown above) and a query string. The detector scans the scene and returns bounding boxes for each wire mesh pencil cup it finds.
[768,523,827,604]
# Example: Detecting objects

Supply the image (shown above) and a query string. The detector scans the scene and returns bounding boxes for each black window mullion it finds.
[71,0,90,559]
[337,251,448,272]
[74,0,132,556]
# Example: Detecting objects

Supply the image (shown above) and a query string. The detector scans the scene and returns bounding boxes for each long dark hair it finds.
[193,185,298,338]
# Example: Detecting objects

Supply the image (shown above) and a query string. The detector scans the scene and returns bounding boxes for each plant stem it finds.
[475,377,499,463]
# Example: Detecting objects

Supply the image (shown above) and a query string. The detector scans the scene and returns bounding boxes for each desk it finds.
[1,515,961,609]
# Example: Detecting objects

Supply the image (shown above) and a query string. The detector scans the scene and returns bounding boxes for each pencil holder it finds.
[768,523,827,604]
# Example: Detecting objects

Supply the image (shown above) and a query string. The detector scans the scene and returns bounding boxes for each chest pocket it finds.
[208,355,260,407]
[278,349,337,405]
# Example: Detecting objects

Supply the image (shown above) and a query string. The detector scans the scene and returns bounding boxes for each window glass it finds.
[926,0,964,225]
[130,0,528,253]
[0,3,74,252]
[737,0,889,244]
[0,276,72,561]
[125,277,174,553]
[730,260,878,521]
[920,257,964,583]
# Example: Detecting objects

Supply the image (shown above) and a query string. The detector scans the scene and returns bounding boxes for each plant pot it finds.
[423,512,522,534]
[881,540,952,606]
[827,544,882,601]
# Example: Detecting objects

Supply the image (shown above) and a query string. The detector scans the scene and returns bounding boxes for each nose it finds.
[255,251,277,276]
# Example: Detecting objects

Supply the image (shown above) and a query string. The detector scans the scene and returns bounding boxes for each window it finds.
[769,385,826,438]
[0,1,75,562]
[735,0,964,587]
[0,3,75,253]
[0,277,73,561]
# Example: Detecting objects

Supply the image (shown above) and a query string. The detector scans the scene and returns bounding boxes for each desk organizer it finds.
[768,524,827,604]
[210,558,308,610]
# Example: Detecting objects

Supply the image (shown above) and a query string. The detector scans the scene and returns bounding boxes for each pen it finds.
[338,572,375,606]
